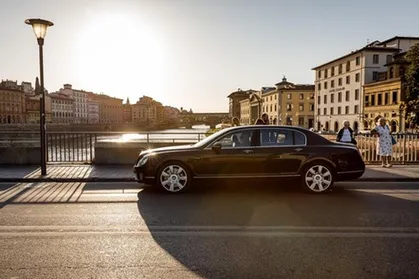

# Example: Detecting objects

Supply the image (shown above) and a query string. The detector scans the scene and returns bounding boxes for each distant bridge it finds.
[180,112,230,129]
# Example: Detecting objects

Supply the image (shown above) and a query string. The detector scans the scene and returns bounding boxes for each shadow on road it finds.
[136,182,419,278]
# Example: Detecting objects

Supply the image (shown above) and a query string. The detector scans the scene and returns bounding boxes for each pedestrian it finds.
[255,118,264,125]
[371,117,395,168]
[231,117,240,127]
[336,120,357,145]
[261,113,269,125]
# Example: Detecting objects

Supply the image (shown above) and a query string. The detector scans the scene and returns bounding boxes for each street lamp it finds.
[25,18,54,176]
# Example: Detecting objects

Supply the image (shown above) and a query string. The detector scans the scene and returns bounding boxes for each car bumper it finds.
[133,165,155,184]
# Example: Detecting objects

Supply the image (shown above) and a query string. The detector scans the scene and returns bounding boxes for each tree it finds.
[404,42,419,127]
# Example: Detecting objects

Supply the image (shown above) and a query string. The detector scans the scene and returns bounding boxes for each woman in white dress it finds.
[371,118,393,167]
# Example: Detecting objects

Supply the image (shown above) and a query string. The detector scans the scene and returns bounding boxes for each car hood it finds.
[140,144,196,155]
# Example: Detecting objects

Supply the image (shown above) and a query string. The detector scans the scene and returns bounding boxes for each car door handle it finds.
[243,149,253,154]
[294,148,303,152]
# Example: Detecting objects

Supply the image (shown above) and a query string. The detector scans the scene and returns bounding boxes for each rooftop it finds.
[311,37,406,70]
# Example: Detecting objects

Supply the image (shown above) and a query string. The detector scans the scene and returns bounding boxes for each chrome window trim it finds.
[204,127,308,150]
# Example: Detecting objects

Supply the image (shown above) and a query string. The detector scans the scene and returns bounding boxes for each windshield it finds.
[193,128,232,148]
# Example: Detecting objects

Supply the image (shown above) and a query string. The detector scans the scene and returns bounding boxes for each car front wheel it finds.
[302,164,334,193]
[157,162,191,193]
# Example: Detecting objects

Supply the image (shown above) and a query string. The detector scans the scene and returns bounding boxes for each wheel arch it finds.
[299,157,337,174]
[155,159,193,178]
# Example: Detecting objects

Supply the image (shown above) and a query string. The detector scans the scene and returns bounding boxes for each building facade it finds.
[123,98,132,123]
[132,96,162,125]
[363,52,409,132]
[276,77,315,128]
[0,82,26,124]
[261,87,278,124]
[313,36,419,133]
[59,84,89,123]
[50,93,74,124]
[25,95,52,124]
[227,89,256,120]
[88,101,100,124]
[239,98,250,125]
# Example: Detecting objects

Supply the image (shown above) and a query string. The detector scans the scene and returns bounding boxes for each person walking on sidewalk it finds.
[336,120,357,145]
[371,117,394,168]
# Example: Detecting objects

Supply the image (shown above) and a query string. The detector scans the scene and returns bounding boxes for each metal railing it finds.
[0,131,418,164]
[0,132,208,163]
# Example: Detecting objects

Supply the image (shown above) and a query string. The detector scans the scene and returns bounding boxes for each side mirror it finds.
[211,142,222,153]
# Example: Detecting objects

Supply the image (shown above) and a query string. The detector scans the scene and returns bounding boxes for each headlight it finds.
[138,156,148,166]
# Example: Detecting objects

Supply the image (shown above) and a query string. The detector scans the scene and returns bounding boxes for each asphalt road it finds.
[1,181,419,279]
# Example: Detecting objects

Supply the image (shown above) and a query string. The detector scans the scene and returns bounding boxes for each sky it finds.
[1,0,418,112]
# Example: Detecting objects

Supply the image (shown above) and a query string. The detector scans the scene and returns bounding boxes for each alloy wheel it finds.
[159,164,188,192]
[304,165,333,192]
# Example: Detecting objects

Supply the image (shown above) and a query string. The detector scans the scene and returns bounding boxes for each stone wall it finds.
[93,141,189,165]
[0,142,41,165]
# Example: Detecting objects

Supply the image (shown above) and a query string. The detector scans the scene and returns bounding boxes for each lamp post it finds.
[25,18,54,176]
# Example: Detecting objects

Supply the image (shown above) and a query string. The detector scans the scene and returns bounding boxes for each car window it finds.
[294,131,306,145]
[217,130,256,148]
[260,129,306,146]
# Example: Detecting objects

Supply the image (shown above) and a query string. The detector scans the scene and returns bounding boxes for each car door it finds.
[254,127,309,175]
[193,128,259,177]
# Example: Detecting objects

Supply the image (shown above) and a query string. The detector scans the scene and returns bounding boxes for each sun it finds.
[74,13,168,97]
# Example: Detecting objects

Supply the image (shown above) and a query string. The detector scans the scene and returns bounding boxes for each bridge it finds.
[179,112,230,129]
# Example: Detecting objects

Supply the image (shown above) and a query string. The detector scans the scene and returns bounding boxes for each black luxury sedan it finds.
[133,125,365,194]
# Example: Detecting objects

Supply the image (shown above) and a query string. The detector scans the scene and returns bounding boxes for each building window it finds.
[318,108,321,115]
[325,69,328,78]
[318,71,321,79]
[373,54,379,64]
[330,107,334,115]
[299,104,304,111]
[298,117,304,126]
[338,107,341,114]
[356,56,360,66]
[309,104,314,111]
[331,67,335,76]
[345,91,350,101]
[345,106,349,114]
[299,94,304,100]
[338,78,342,86]
[331,93,334,103]
[338,64,342,74]
[331,80,335,88]
[389,67,394,79]
[386,55,392,64]
[378,93,382,105]
[318,83,321,90]
[287,94,291,99]
[346,76,350,84]
[373,71,379,81]
[385,92,389,105]
[346,61,350,72]
[371,95,376,106]
[338,92,342,102]
[324,108,327,115]
[324,82,328,89]
[323,95,327,104]
[354,105,358,114]
[355,73,360,82]
[317,96,321,105]
[355,89,359,100]
[392,91,398,104]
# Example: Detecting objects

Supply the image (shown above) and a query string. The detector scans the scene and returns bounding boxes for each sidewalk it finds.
[0,164,419,183]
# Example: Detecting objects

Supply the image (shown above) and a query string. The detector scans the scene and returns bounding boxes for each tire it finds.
[155,161,192,193]
[301,162,335,194]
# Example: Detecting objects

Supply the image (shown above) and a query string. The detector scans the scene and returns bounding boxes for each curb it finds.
[1,177,419,183]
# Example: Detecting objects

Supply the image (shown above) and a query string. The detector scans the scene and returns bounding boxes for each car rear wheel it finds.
[157,162,191,193]
[302,163,334,193]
